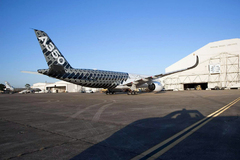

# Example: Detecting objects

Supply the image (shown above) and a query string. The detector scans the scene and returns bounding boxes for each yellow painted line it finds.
[17,154,22,157]
[131,97,240,160]
[39,147,45,151]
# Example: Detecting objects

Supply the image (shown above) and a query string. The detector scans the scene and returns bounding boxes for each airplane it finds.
[4,81,41,94]
[33,29,199,95]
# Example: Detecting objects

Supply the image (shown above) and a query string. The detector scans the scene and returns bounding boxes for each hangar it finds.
[161,38,240,91]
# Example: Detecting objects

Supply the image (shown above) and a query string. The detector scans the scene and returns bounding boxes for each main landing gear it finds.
[105,90,115,95]
[127,90,138,95]
[105,89,138,95]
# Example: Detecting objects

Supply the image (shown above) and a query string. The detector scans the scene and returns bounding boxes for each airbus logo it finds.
[38,36,65,65]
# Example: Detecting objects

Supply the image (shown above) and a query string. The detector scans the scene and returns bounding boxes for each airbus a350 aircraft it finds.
[33,29,199,95]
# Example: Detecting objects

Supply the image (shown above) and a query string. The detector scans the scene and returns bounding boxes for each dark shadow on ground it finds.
[71,109,204,160]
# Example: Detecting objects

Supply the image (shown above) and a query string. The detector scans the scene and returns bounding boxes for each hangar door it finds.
[184,83,208,90]
[47,86,66,93]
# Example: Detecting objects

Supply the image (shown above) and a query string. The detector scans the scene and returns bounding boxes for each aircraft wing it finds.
[125,56,199,86]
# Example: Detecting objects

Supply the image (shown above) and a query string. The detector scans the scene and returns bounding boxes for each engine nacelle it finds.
[148,82,163,92]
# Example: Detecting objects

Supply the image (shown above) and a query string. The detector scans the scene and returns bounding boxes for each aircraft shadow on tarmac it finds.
[71,109,205,160]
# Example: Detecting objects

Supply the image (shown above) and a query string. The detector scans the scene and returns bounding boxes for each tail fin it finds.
[34,29,72,69]
[5,82,14,91]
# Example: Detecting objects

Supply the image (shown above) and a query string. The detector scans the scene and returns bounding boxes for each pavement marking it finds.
[131,97,240,160]
[92,100,116,122]
[65,100,107,121]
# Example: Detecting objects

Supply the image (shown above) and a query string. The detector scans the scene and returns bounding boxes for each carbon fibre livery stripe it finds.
[35,29,129,89]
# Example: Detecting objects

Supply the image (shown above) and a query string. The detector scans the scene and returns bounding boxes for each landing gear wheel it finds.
[127,91,138,95]
[132,91,138,95]
[106,91,115,95]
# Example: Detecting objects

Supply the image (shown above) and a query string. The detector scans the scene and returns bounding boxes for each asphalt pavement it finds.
[0,90,240,160]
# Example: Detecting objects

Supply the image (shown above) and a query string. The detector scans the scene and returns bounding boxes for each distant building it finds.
[161,38,240,90]
[32,81,101,93]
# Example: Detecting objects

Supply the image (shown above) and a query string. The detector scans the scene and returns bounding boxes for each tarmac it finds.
[1,90,240,160]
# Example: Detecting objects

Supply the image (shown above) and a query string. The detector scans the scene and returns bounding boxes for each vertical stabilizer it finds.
[34,29,72,69]
[5,82,14,91]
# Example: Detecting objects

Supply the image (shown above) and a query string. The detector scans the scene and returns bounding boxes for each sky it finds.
[0,0,240,87]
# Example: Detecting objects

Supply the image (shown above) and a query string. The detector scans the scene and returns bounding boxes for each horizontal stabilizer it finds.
[21,71,41,75]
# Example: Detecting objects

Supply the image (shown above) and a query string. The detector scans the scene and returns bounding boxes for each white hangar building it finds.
[32,81,100,93]
[161,38,240,91]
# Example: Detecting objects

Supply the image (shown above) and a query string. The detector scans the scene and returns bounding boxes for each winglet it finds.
[187,55,199,70]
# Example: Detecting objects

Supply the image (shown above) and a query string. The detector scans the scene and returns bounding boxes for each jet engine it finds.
[148,82,163,92]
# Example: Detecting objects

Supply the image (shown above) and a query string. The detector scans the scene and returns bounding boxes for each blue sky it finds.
[0,0,240,87]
